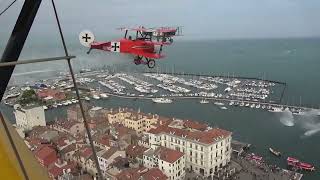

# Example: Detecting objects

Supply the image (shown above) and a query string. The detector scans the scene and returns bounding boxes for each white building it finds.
[145,123,232,177]
[143,146,185,180]
[14,105,46,131]
[97,147,126,174]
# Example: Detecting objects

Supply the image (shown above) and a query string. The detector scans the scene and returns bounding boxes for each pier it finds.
[97,91,316,112]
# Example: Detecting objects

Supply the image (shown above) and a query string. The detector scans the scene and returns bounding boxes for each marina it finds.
[2,70,318,115]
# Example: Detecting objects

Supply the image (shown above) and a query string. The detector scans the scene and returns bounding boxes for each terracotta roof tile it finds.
[115,167,146,180]
[155,146,184,164]
[184,120,208,131]
[142,168,168,180]
[101,147,118,159]
[35,145,56,160]
[125,144,148,159]
[148,125,231,145]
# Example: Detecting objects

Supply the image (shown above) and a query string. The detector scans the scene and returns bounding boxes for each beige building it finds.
[107,108,159,134]
[145,120,232,177]
[143,146,185,180]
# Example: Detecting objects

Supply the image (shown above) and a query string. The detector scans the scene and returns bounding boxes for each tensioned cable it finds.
[0,0,17,17]
[50,0,103,179]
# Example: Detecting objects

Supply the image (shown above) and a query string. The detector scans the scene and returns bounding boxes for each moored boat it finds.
[287,157,316,171]
[214,102,224,106]
[152,98,173,104]
[100,93,109,98]
[92,95,100,100]
[200,99,209,104]
[269,147,281,157]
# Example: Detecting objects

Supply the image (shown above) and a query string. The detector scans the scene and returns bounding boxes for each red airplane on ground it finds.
[79,26,182,68]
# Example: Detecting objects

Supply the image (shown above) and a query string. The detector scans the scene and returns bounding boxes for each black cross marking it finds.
[111,42,120,51]
[82,33,91,42]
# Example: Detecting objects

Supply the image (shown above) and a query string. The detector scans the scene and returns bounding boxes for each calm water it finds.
[1,38,320,179]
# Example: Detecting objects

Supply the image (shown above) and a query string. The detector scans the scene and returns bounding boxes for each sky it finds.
[1,0,320,42]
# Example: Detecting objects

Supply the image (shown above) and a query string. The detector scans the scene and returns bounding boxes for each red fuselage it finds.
[90,38,158,57]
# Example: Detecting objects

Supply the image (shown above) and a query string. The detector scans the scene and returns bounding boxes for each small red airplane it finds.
[79,26,182,68]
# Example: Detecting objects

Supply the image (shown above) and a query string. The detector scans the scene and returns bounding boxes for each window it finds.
[195,145,198,150]
[201,146,203,151]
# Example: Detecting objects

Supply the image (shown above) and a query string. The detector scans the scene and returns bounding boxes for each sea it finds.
[1,38,320,180]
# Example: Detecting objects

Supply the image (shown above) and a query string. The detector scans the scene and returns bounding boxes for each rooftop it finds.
[125,144,148,159]
[101,147,118,159]
[34,145,56,160]
[142,168,168,180]
[148,125,231,145]
[145,146,184,164]
[115,167,147,180]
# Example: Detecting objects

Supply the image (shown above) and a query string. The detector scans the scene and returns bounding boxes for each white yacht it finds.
[71,99,77,103]
[220,106,228,110]
[66,100,72,105]
[92,95,100,100]
[292,109,305,115]
[200,99,209,104]
[269,107,284,112]
[100,93,109,98]
[43,106,48,110]
[256,104,261,109]
[214,102,225,106]
[84,96,91,101]
[229,101,234,106]
[152,98,173,104]
[250,104,256,108]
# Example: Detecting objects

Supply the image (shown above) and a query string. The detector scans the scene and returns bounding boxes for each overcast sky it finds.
[1,0,320,42]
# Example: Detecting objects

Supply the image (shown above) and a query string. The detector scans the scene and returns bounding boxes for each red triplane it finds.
[79,26,182,68]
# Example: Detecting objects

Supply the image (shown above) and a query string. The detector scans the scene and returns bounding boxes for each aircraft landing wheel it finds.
[147,59,155,68]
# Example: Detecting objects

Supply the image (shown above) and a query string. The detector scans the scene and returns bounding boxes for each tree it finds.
[18,89,39,105]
